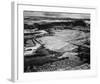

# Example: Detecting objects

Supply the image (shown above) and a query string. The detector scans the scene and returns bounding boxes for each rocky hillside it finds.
[24,17,90,72]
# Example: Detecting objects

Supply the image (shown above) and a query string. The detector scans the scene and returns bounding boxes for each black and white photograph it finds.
[24,11,90,72]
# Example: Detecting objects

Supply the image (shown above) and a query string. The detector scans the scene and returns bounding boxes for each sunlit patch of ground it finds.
[38,29,88,50]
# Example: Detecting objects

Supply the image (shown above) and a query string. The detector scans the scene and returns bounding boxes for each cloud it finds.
[24,11,90,19]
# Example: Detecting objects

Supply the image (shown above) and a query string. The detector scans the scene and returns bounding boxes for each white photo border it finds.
[11,2,97,82]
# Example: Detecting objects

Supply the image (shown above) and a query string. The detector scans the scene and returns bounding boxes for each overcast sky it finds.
[24,11,90,19]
